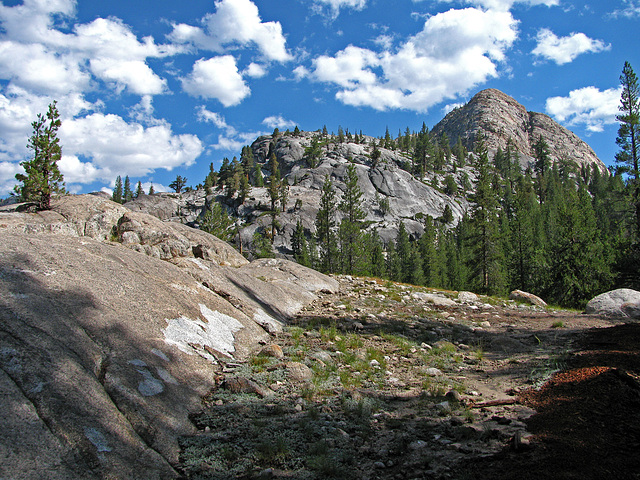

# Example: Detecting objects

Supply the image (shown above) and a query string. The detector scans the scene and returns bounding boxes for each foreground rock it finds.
[585,288,640,318]
[0,195,337,479]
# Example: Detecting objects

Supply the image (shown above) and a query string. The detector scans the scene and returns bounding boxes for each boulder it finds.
[509,290,547,308]
[585,289,640,317]
[458,291,479,303]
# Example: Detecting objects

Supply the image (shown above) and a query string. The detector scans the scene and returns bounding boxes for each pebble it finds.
[374,461,386,469]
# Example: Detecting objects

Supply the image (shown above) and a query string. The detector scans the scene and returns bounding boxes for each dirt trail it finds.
[178,277,639,480]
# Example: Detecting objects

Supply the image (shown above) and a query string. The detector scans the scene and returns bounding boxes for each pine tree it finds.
[304,138,322,168]
[148,184,155,195]
[15,102,65,210]
[253,230,275,258]
[338,163,366,274]
[200,201,234,241]
[112,176,123,204]
[291,220,311,267]
[509,173,541,291]
[364,229,386,278]
[467,139,505,294]
[615,61,640,241]
[169,175,187,193]
[239,172,251,204]
[135,181,144,198]
[254,162,264,187]
[123,176,133,203]
[315,175,338,273]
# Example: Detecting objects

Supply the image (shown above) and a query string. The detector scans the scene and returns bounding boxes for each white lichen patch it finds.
[163,304,244,361]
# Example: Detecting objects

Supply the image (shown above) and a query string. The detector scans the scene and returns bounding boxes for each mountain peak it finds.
[432,89,607,173]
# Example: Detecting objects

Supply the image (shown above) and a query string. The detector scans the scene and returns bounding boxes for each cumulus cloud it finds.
[262,115,297,130]
[532,29,609,65]
[181,56,251,106]
[168,0,292,62]
[244,62,268,78]
[60,113,203,177]
[0,5,175,97]
[545,86,621,132]
[306,7,518,111]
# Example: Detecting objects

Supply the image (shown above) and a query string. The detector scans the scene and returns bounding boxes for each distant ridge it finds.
[431,88,608,173]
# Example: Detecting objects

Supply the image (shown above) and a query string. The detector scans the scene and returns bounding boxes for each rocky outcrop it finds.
[0,195,338,479]
[431,89,607,173]
[585,289,640,318]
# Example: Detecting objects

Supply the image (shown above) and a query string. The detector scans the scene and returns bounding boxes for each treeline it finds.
[290,137,635,309]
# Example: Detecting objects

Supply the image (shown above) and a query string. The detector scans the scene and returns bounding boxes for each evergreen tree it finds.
[615,61,640,241]
[467,140,505,294]
[15,101,65,210]
[135,181,144,198]
[280,177,289,212]
[291,220,311,267]
[169,175,187,193]
[200,202,234,241]
[545,182,611,307]
[253,230,275,258]
[509,173,541,291]
[315,175,338,273]
[418,216,438,286]
[533,135,551,202]
[148,184,155,195]
[338,163,366,275]
[254,162,264,187]
[304,138,322,168]
[364,229,386,278]
[123,175,133,203]
[239,171,251,204]
[112,175,123,204]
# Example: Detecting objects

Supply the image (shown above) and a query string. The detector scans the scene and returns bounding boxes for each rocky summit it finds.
[430,89,607,173]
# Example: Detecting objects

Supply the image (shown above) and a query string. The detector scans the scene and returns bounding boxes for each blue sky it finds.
[0,0,638,195]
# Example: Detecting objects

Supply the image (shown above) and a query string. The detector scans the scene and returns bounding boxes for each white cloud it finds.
[0,4,175,97]
[168,0,292,62]
[181,56,251,106]
[196,106,265,152]
[545,86,621,132]
[244,62,268,78]
[443,102,465,115]
[197,106,234,131]
[59,113,203,179]
[262,115,297,130]
[425,0,558,11]
[610,0,640,18]
[307,7,518,111]
[532,29,609,65]
[313,0,367,17]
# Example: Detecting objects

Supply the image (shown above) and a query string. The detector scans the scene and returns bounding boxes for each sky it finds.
[0,0,638,196]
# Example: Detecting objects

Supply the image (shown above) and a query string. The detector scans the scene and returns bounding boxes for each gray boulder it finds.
[585,289,640,317]
[509,290,547,308]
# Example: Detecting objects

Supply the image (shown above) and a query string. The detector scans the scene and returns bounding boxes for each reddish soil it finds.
[467,322,640,480]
